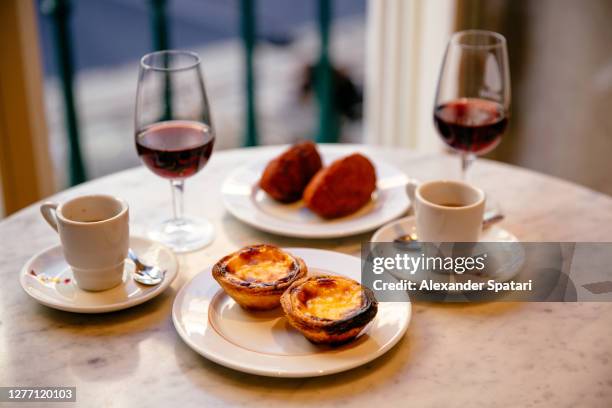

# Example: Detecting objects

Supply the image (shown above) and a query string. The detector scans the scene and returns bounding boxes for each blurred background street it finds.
[37,0,366,185]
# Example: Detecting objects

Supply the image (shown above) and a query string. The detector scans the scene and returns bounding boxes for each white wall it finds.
[364,0,456,152]
[0,168,4,218]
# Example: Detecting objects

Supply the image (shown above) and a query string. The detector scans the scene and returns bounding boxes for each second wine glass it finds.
[433,30,511,180]
[135,50,215,253]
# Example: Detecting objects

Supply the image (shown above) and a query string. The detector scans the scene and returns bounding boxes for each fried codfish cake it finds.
[259,141,322,203]
[303,153,376,218]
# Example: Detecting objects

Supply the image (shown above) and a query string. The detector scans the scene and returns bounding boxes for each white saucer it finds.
[371,216,525,286]
[172,248,411,378]
[20,236,178,313]
[371,215,519,244]
[221,146,410,239]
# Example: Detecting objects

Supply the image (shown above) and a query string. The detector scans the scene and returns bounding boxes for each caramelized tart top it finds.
[219,245,300,285]
[293,276,366,321]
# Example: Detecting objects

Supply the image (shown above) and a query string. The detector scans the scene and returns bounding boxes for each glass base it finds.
[147,217,214,253]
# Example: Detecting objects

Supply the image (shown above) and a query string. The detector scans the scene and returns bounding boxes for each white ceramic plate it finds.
[20,236,178,313]
[221,146,410,238]
[172,248,411,377]
[371,216,525,286]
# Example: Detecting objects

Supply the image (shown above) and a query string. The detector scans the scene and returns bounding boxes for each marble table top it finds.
[1,145,612,407]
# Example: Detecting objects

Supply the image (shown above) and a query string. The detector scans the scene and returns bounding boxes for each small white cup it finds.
[409,180,485,242]
[40,195,129,291]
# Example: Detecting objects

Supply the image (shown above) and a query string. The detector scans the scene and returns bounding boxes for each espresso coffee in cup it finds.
[412,180,485,242]
[40,195,129,291]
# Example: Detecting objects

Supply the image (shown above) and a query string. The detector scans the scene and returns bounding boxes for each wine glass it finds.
[135,50,215,253]
[434,30,511,180]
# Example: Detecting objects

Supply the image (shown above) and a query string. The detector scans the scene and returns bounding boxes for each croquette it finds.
[259,141,322,203]
[303,153,376,218]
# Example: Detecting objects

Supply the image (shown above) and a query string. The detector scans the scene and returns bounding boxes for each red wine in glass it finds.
[434,98,508,155]
[136,120,214,179]
[135,50,216,252]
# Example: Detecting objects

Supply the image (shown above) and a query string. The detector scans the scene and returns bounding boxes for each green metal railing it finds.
[240,0,258,147]
[150,0,173,121]
[43,0,340,186]
[150,0,170,51]
[41,0,86,185]
[314,0,339,143]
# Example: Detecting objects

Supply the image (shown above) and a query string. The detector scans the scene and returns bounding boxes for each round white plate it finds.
[20,236,178,313]
[371,216,525,286]
[221,146,410,238]
[172,247,411,378]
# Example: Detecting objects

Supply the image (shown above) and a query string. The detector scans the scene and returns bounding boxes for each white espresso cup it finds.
[411,180,485,242]
[40,195,129,291]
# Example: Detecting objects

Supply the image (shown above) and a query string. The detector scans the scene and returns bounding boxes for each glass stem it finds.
[461,152,476,181]
[170,179,185,224]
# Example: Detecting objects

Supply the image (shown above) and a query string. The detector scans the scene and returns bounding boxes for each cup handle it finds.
[40,202,59,232]
[406,178,420,203]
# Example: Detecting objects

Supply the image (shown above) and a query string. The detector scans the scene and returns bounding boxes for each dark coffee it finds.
[438,202,466,208]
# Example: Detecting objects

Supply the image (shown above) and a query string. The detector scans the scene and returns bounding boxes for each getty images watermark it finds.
[370,249,531,293]
[361,242,612,302]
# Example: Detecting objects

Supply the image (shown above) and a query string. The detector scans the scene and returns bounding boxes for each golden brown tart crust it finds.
[280,275,378,345]
[212,245,307,310]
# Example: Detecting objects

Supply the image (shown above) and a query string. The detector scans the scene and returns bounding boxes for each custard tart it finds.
[212,245,307,310]
[280,275,378,345]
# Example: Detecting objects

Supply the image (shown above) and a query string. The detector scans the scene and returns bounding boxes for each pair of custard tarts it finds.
[212,244,378,345]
